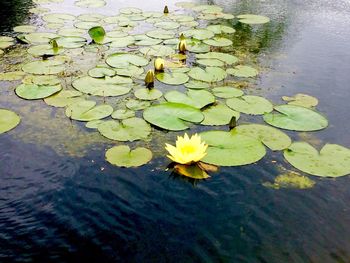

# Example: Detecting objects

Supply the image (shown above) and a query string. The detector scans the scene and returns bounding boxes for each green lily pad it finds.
[193,4,223,13]
[206,25,235,34]
[54,36,87,49]
[140,45,175,57]
[126,99,151,110]
[43,13,75,23]
[22,60,65,75]
[86,120,105,129]
[44,90,84,107]
[143,102,204,131]
[58,28,85,37]
[196,52,238,65]
[77,13,104,22]
[75,0,106,8]
[65,100,113,121]
[135,36,162,46]
[226,95,273,115]
[284,142,350,177]
[24,32,58,43]
[109,36,135,48]
[164,90,215,109]
[22,75,61,86]
[203,37,233,47]
[212,86,244,98]
[187,39,210,53]
[188,67,227,82]
[146,29,175,40]
[115,66,144,77]
[13,25,37,33]
[119,7,142,15]
[170,14,194,22]
[134,88,162,100]
[98,118,151,141]
[282,93,318,108]
[88,67,116,78]
[0,109,21,134]
[263,105,328,131]
[227,65,258,77]
[199,130,266,166]
[184,80,210,89]
[182,29,214,40]
[233,124,291,151]
[197,59,224,67]
[72,76,132,97]
[154,21,180,30]
[106,31,128,38]
[88,26,106,44]
[237,14,270,24]
[15,83,62,100]
[27,44,64,56]
[111,109,135,120]
[201,104,240,126]
[156,72,189,85]
[0,71,26,81]
[106,53,149,68]
[106,145,152,167]
[74,21,101,29]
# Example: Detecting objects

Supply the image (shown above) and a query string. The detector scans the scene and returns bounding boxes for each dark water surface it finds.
[1,0,350,262]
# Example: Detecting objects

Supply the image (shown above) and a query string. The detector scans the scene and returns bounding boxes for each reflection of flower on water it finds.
[165,133,208,165]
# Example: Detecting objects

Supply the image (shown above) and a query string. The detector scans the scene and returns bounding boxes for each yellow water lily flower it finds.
[165,133,208,164]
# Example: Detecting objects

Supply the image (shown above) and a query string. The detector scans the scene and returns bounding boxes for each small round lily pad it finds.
[0,109,21,134]
[106,145,152,167]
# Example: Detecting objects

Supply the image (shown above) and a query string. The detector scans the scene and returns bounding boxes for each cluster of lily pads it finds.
[0,0,349,180]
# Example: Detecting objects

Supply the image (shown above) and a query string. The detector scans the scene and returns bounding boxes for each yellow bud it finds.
[178,40,187,53]
[154,58,165,71]
[163,6,169,14]
[145,69,155,87]
[179,33,186,41]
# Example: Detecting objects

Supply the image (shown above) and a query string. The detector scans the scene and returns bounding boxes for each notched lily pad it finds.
[201,104,240,126]
[134,88,162,100]
[44,90,84,107]
[212,86,244,98]
[106,53,149,68]
[22,60,65,75]
[188,67,227,83]
[226,95,273,115]
[111,109,135,120]
[156,72,189,85]
[164,89,215,109]
[15,83,62,100]
[65,100,113,121]
[106,145,152,168]
[282,93,318,108]
[227,65,258,78]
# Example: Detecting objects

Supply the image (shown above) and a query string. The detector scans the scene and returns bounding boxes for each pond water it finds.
[1,0,350,262]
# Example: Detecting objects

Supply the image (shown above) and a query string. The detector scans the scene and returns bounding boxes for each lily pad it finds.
[54,36,87,49]
[196,59,224,67]
[263,105,328,131]
[203,37,233,47]
[140,45,175,57]
[154,21,180,30]
[134,88,162,100]
[188,67,227,82]
[143,102,204,131]
[22,75,61,86]
[109,36,135,48]
[206,25,235,34]
[98,118,151,141]
[227,65,258,78]
[199,130,266,166]
[15,83,62,100]
[65,100,113,121]
[156,72,189,85]
[88,67,116,78]
[201,104,240,126]
[44,90,84,107]
[72,76,132,97]
[212,86,244,98]
[22,60,65,75]
[196,52,238,65]
[284,142,350,177]
[164,90,215,109]
[182,29,214,40]
[0,71,26,81]
[282,93,318,108]
[106,53,149,68]
[126,99,151,110]
[88,26,106,44]
[233,124,291,151]
[24,32,58,43]
[146,29,175,40]
[27,44,64,56]
[226,95,273,115]
[111,109,135,120]
[0,109,21,134]
[75,0,106,8]
[237,14,270,24]
[184,80,210,90]
[115,66,144,78]
[13,25,37,33]
[43,13,75,23]
[105,145,152,167]
[187,39,210,53]
[86,120,105,129]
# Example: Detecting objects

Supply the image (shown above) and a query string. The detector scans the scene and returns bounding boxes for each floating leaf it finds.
[119,7,142,15]
[187,39,210,53]
[65,100,113,121]
[15,83,62,100]
[58,28,85,37]
[126,99,151,110]
[0,71,26,81]
[106,145,152,167]
[156,72,189,85]
[112,109,135,120]
[77,13,104,22]
[24,32,58,43]
[0,109,20,134]
[143,102,204,131]
[115,66,144,78]
[174,164,210,179]
[22,75,61,86]
[44,90,84,107]
[284,142,350,177]
[75,0,106,8]
[182,29,214,40]
[188,67,227,82]
[196,52,238,65]
[88,67,116,78]
[74,21,101,29]
[109,36,135,48]
[201,104,240,126]
[164,90,215,109]
[155,21,180,30]
[226,95,273,115]
[233,124,291,151]
[72,76,132,97]
[98,118,151,141]
[43,13,75,23]
[227,65,258,77]
[54,36,87,48]
[88,26,106,44]
[134,88,162,100]
[197,59,224,67]
[237,14,270,24]
[146,29,175,40]
[106,53,149,68]
[27,44,64,56]
[282,93,318,108]
[184,80,210,90]
[206,25,235,34]
[199,130,266,166]
[86,120,105,129]
[203,37,233,47]
[13,25,37,33]
[22,60,65,75]
[212,86,244,98]
[140,45,175,57]
[263,105,328,131]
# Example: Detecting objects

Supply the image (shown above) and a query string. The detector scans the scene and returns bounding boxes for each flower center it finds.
[180,144,196,155]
